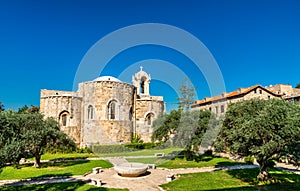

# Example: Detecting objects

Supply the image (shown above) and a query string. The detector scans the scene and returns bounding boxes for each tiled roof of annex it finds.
[192,85,282,107]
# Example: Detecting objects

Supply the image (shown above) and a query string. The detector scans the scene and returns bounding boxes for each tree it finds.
[296,83,300,89]
[0,101,4,111]
[152,110,181,143]
[18,105,39,113]
[215,99,300,180]
[19,112,72,168]
[152,108,219,154]
[177,78,196,111]
[0,111,25,168]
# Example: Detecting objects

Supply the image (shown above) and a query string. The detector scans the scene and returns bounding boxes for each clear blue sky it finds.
[0,0,299,112]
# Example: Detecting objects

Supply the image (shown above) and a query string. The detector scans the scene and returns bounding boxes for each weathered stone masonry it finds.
[40,68,165,147]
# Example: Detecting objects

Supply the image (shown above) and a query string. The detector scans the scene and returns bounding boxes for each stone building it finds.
[191,85,282,116]
[40,68,165,147]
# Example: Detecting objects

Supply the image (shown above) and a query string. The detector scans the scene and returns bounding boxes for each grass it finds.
[98,147,183,157]
[0,160,112,180]
[161,168,300,191]
[0,181,128,191]
[26,153,98,161]
[157,155,243,169]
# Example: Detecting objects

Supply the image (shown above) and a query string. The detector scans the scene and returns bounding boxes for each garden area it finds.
[0,146,299,190]
[161,168,300,191]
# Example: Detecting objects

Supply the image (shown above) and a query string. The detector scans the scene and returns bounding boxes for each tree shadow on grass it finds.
[203,182,300,191]
[215,161,244,168]
[10,160,90,170]
[1,181,128,191]
[41,160,89,168]
[225,168,300,189]
[226,168,259,185]
[1,173,73,187]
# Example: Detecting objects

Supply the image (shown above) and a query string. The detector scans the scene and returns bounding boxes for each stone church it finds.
[40,68,165,147]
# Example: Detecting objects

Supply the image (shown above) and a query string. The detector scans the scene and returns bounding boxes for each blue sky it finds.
[0,0,299,112]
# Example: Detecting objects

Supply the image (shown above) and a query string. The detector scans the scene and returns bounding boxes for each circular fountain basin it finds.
[114,162,148,177]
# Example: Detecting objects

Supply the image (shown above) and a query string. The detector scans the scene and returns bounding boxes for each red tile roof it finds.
[192,85,281,107]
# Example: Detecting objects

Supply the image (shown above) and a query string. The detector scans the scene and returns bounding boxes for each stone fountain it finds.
[114,162,149,177]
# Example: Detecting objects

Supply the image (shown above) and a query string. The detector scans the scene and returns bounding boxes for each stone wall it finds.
[135,97,165,142]
[78,80,135,146]
[40,89,82,144]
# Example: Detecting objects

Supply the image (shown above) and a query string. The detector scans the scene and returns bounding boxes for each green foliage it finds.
[0,101,4,111]
[215,98,300,180]
[19,113,74,168]
[244,156,255,165]
[296,83,300,89]
[0,110,25,167]
[124,142,161,150]
[92,144,132,154]
[177,78,196,111]
[0,109,75,170]
[17,105,39,114]
[152,110,181,142]
[152,109,219,153]
[131,133,143,144]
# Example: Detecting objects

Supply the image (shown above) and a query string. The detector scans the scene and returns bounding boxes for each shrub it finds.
[92,144,132,154]
[124,142,163,150]
[244,156,254,165]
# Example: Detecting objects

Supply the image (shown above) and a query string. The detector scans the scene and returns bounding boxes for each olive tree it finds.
[215,99,300,180]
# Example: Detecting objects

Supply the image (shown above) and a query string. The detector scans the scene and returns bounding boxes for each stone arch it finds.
[106,98,120,120]
[59,110,70,127]
[144,111,156,126]
[87,105,94,120]
[132,66,151,96]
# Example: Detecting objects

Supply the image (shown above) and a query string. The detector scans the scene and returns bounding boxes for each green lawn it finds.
[157,155,243,169]
[26,153,98,161]
[99,147,183,157]
[0,160,112,180]
[161,168,300,191]
[0,181,128,191]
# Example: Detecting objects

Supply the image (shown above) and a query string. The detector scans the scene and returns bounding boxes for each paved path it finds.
[105,157,128,166]
[86,164,259,191]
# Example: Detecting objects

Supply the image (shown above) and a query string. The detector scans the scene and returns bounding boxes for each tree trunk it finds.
[34,154,41,168]
[257,162,270,181]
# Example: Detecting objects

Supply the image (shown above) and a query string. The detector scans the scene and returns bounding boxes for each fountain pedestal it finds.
[114,162,148,177]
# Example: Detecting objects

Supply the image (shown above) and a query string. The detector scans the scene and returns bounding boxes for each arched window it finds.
[140,76,147,94]
[145,113,154,125]
[129,107,133,121]
[59,111,70,127]
[107,100,117,120]
[140,80,145,94]
[62,114,67,126]
[87,105,94,120]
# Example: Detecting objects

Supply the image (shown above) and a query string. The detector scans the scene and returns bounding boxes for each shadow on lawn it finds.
[41,160,89,168]
[214,161,244,168]
[203,182,300,191]
[14,160,90,169]
[1,181,122,191]
[2,173,73,187]
[226,168,300,184]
